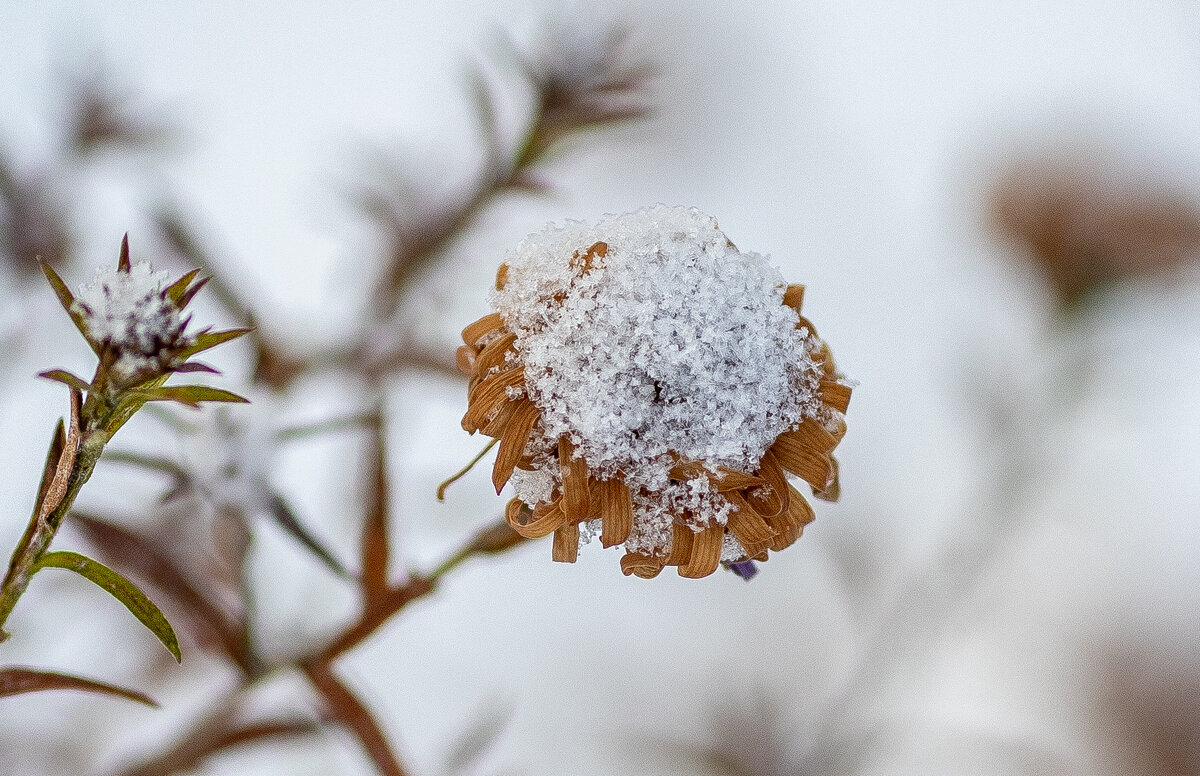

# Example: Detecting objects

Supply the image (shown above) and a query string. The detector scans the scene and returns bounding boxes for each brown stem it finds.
[0,394,101,637]
[302,659,409,776]
[109,521,510,776]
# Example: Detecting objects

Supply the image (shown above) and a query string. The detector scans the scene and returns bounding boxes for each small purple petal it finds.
[727,560,758,581]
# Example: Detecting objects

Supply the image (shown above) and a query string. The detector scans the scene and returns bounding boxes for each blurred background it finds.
[2,0,1200,774]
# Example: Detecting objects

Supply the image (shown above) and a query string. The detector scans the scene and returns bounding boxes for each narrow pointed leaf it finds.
[268,494,349,579]
[170,361,221,375]
[33,419,66,521]
[35,550,182,662]
[40,259,76,310]
[73,512,256,675]
[0,666,157,706]
[38,369,94,394]
[40,260,100,354]
[117,233,132,272]
[164,268,202,304]
[176,275,210,310]
[137,385,249,409]
[180,328,252,359]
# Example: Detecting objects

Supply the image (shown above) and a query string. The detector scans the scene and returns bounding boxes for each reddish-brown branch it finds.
[302,659,408,776]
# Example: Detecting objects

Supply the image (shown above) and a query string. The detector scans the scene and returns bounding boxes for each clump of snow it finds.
[492,205,835,558]
[74,262,189,377]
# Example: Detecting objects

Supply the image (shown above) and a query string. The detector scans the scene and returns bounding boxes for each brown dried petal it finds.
[558,437,590,523]
[819,380,852,413]
[472,331,517,379]
[668,461,765,492]
[463,369,524,432]
[813,457,841,503]
[765,485,815,552]
[772,419,837,492]
[493,400,539,492]
[597,478,633,548]
[724,492,777,554]
[506,497,565,539]
[552,522,580,563]
[621,552,665,579]
[461,313,504,348]
[678,524,723,578]
[782,284,805,312]
[455,345,475,375]
[664,523,694,566]
[750,449,789,519]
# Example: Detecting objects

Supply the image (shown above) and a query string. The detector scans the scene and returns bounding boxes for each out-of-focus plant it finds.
[0,15,656,776]
[0,236,247,703]
[991,147,1200,311]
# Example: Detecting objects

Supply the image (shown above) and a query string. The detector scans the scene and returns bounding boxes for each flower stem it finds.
[0,428,103,639]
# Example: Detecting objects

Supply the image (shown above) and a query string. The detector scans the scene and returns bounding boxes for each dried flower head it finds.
[459,206,851,578]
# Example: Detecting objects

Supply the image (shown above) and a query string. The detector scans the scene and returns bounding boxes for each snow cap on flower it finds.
[40,235,250,417]
[74,259,188,378]
[459,205,851,579]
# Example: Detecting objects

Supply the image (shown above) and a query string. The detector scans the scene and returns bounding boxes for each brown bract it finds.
[458,257,850,579]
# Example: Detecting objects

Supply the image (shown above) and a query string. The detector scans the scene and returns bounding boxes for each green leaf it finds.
[35,550,182,663]
[176,275,211,310]
[164,268,201,304]
[38,369,94,394]
[136,385,250,409]
[179,327,252,359]
[40,259,76,311]
[40,261,101,355]
[0,666,158,706]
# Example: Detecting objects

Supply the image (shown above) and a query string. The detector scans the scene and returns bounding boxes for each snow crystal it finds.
[492,205,835,558]
[74,262,188,377]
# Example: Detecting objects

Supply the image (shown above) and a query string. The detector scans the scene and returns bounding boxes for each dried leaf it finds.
[170,361,221,375]
[0,666,157,706]
[32,419,66,524]
[35,550,182,662]
[37,389,80,525]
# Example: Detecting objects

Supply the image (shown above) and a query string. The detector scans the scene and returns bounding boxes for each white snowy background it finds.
[2,1,1200,774]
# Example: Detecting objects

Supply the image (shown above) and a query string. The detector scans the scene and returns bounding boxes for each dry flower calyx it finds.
[459,206,851,578]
